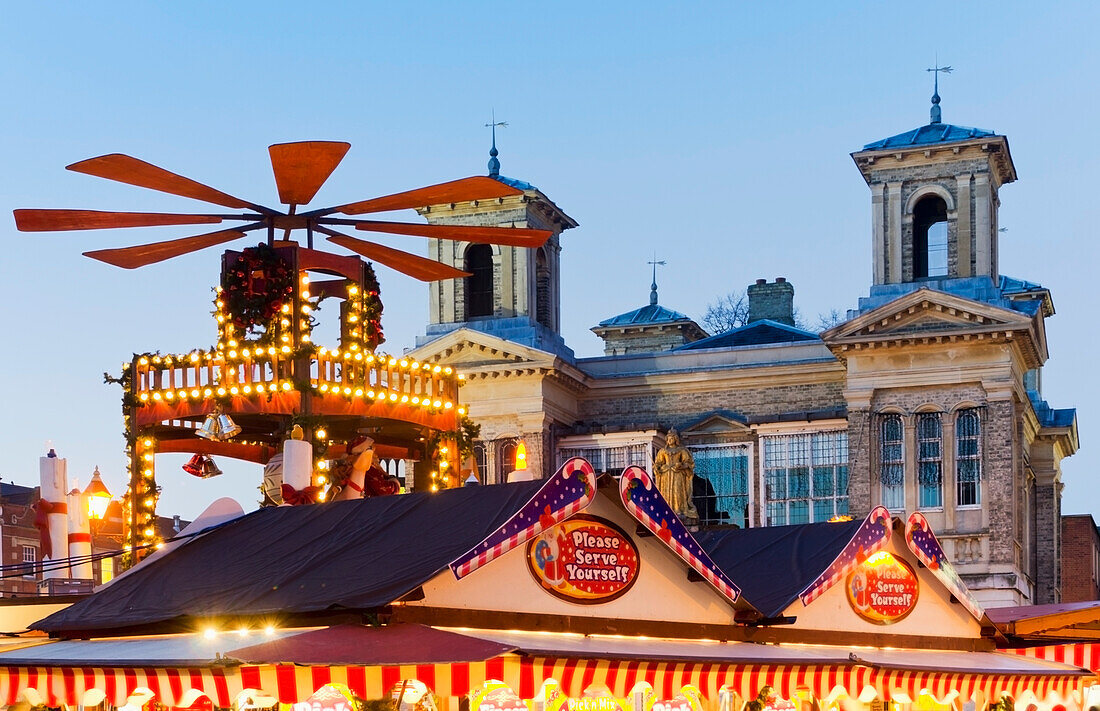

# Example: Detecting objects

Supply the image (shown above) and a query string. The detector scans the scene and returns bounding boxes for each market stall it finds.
[0,460,1090,711]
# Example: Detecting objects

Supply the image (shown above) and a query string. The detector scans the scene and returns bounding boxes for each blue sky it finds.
[1,2,1096,520]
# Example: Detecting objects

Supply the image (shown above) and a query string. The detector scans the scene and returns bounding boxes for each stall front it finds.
[0,461,1090,711]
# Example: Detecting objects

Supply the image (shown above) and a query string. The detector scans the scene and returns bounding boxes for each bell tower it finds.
[851,88,1017,289]
[415,135,578,357]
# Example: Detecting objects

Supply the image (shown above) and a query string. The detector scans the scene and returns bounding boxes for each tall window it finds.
[880,414,905,510]
[557,443,648,478]
[472,443,489,484]
[913,195,948,278]
[22,546,36,579]
[917,413,943,508]
[535,248,552,328]
[464,244,494,318]
[763,432,849,526]
[691,444,750,528]
[956,409,982,506]
[498,438,518,479]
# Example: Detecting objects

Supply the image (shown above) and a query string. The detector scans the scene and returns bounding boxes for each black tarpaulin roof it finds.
[33,481,543,635]
[696,519,863,618]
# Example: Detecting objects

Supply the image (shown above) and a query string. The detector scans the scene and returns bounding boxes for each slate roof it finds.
[493,174,536,191]
[1030,394,1077,429]
[696,519,862,618]
[999,275,1046,295]
[598,303,693,328]
[33,481,543,635]
[676,320,819,350]
[863,123,997,150]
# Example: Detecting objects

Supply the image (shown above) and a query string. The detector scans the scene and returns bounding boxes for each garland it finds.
[223,244,295,336]
[363,262,384,350]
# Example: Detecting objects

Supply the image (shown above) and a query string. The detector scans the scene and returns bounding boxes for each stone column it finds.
[955,175,973,278]
[974,173,992,278]
[942,415,957,529]
[887,182,904,283]
[846,408,872,517]
[1033,474,1062,603]
[871,183,886,284]
[498,247,512,317]
[903,415,917,512]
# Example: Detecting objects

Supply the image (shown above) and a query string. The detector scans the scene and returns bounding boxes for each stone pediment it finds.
[681,411,751,436]
[408,328,553,368]
[821,288,1047,367]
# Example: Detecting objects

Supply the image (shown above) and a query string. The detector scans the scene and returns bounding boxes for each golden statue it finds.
[653,428,699,525]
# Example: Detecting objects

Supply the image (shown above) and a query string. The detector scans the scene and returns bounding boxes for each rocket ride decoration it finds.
[619,466,741,604]
[450,458,597,580]
[798,505,893,606]
[905,511,985,620]
[16,141,544,557]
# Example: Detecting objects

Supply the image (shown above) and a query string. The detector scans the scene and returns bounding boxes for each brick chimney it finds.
[747,277,795,326]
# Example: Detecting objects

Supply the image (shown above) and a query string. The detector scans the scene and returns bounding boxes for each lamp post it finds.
[83,467,112,523]
[83,468,112,585]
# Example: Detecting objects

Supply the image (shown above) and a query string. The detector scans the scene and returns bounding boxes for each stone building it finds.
[1061,514,1100,602]
[408,95,1079,608]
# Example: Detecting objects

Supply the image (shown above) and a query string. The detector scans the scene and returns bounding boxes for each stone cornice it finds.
[850,135,1017,188]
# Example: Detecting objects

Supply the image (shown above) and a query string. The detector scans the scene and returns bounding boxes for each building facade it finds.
[409,98,1079,608]
[1061,514,1100,602]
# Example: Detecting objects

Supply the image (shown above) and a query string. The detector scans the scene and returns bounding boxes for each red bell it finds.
[182,454,205,477]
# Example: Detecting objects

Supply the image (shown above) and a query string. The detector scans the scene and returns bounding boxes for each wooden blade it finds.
[325,232,471,282]
[67,154,260,210]
[349,219,551,247]
[83,228,246,269]
[335,176,524,215]
[269,141,350,205]
[13,209,224,232]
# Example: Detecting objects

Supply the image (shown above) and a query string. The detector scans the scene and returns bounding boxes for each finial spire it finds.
[926,60,952,124]
[647,255,666,306]
[485,111,508,177]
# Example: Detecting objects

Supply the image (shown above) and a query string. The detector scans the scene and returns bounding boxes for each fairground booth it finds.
[0,460,1091,711]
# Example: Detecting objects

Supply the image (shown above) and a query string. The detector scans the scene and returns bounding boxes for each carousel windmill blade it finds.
[66,154,270,212]
[82,227,252,269]
[341,219,552,248]
[13,209,232,233]
[323,230,472,282]
[331,176,524,216]
[268,141,351,206]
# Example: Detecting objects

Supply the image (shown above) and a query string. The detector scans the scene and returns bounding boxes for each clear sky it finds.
[1,2,1096,521]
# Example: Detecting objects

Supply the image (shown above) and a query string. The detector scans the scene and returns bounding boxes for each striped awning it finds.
[1011,643,1100,672]
[0,655,1089,708]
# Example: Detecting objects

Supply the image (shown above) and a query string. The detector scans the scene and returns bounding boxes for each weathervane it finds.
[648,254,666,306]
[485,110,508,177]
[926,60,953,124]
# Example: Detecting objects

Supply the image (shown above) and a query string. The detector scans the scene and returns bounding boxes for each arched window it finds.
[956,409,982,506]
[913,195,948,278]
[535,248,552,328]
[498,438,518,481]
[916,413,943,508]
[880,414,904,510]
[464,244,494,318]
[472,443,488,484]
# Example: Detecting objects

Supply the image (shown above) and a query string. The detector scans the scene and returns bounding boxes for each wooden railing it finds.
[132,350,460,409]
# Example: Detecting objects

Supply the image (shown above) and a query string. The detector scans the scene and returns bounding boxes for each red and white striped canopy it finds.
[0,655,1088,708]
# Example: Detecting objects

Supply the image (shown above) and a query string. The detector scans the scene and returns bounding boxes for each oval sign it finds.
[526,514,639,604]
[846,551,919,625]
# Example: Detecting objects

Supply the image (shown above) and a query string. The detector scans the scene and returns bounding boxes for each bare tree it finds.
[702,290,750,334]
[816,309,847,332]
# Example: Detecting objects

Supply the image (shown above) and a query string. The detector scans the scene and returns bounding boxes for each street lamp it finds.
[83,466,112,522]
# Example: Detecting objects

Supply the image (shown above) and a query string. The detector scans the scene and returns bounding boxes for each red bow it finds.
[281,483,320,506]
[33,499,68,557]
